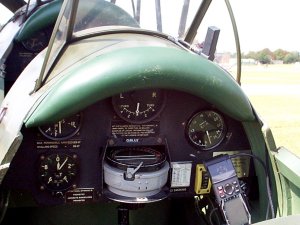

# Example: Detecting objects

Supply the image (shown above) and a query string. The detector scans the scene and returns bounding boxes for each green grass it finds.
[238,64,300,156]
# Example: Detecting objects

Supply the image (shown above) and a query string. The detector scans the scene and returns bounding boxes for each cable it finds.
[0,189,10,224]
[229,153,275,219]
[194,196,210,225]
[207,197,221,225]
[209,208,220,225]
[194,196,202,218]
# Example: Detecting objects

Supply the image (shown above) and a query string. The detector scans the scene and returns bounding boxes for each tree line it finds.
[243,48,300,64]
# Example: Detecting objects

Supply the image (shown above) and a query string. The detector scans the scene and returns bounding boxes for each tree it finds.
[283,52,299,64]
[273,49,289,61]
[245,51,258,60]
[239,49,299,64]
[257,48,273,64]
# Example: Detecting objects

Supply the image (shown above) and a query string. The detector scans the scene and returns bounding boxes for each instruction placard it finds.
[171,162,192,187]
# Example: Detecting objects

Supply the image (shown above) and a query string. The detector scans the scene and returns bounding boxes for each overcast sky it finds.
[1,0,299,53]
[197,0,300,53]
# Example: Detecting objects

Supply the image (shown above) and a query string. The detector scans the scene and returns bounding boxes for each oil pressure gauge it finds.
[112,89,165,123]
[187,110,226,150]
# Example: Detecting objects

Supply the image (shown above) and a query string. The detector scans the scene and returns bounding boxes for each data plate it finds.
[65,188,94,203]
[170,162,192,188]
[111,121,159,138]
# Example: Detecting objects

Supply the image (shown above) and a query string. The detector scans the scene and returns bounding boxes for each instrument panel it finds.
[3,89,252,206]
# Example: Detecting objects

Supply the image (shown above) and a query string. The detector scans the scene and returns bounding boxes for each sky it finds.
[1,0,300,53]
[197,0,300,53]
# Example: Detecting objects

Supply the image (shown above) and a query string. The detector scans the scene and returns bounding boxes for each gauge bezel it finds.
[112,89,166,124]
[38,113,82,141]
[186,110,227,150]
[38,153,78,192]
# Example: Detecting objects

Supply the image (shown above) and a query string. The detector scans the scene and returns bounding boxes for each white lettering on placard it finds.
[125,138,139,143]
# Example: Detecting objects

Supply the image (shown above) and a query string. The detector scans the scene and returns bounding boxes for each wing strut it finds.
[178,0,190,38]
[155,0,162,32]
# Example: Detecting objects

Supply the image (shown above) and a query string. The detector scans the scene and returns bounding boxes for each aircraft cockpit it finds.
[0,1,299,225]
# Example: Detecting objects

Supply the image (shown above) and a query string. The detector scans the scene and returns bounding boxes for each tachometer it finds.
[187,110,226,150]
[112,89,165,123]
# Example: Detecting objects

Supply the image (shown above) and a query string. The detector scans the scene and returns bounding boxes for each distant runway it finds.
[242,84,300,96]
[240,64,300,156]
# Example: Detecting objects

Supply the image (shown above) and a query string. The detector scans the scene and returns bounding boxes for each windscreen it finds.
[39,0,203,87]
[73,0,202,38]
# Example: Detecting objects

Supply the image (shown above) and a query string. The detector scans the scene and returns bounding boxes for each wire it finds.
[207,197,221,225]
[0,189,10,224]
[194,196,202,218]
[209,208,220,225]
[229,153,275,219]
[194,196,210,225]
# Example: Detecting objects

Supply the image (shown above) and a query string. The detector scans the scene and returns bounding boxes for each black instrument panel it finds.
[3,89,251,206]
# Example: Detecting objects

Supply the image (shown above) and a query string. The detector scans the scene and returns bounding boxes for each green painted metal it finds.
[275,147,300,215]
[15,0,63,42]
[261,125,285,217]
[25,46,255,127]
[242,121,278,222]
[253,214,300,225]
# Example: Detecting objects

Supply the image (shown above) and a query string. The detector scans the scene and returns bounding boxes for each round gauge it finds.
[112,89,165,123]
[38,113,81,140]
[21,30,49,52]
[39,153,78,192]
[187,110,226,150]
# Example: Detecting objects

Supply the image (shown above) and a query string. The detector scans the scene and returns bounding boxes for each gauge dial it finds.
[39,113,81,140]
[39,153,78,192]
[21,30,49,52]
[187,110,226,150]
[112,89,165,123]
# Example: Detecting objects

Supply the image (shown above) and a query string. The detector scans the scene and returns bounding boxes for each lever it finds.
[124,162,143,181]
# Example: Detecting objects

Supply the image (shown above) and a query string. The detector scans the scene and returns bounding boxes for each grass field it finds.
[236,64,300,156]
